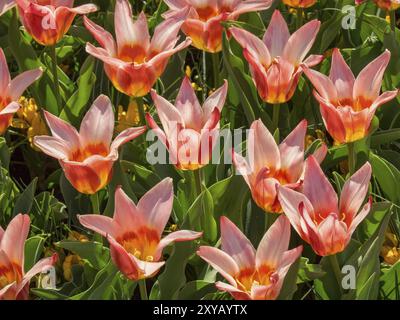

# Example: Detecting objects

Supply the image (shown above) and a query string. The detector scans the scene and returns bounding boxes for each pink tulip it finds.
[278,156,372,256]
[163,0,273,53]
[229,10,323,104]
[303,49,398,144]
[84,0,191,98]
[233,119,327,214]
[33,95,146,194]
[0,214,57,300]
[197,216,302,300]
[78,178,202,280]
[0,0,15,16]
[0,48,43,135]
[15,0,98,46]
[146,77,228,171]
[355,0,400,11]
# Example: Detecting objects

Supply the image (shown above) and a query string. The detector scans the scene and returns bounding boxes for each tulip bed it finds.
[1,0,400,301]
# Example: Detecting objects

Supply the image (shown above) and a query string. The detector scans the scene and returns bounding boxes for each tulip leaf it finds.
[13,178,37,216]
[177,280,216,300]
[24,235,47,271]
[0,137,10,170]
[380,261,400,300]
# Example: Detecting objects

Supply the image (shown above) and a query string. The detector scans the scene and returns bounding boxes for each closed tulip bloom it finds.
[0,214,57,300]
[147,77,228,171]
[0,0,15,16]
[278,156,372,257]
[79,179,202,281]
[303,49,398,144]
[84,0,191,98]
[282,0,317,8]
[355,0,400,11]
[0,48,43,135]
[163,0,273,53]
[33,95,146,194]
[230,10,323,104]
[15,0,98,46]
[233,119,327,214]
[197,216,302,300]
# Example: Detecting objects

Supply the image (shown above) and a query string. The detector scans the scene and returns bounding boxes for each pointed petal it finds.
[131,255,165,278]
[150,18,183,52]
[232,150,252,187]
[64,3,98,14]
[349,198,372,234]
[202,80,228,121]
[0,0,15,16]
[369,90,399,114]
[9,68,43,101]
[230,0,272,17]
[43,111,80,149]
[0,101,20,116]
[83,16,116,55]
[33,136,69,160]
[215,281,250,300]
[158,230,202,253]
[329,49,355,101]
[220,216,256,270]
[109,126,147,157]
[113,186,143,232]
[19,254,57,291]
[263,10,290,58]
[78,214,117,238]
[302,65,337,100]
[0,48,10,93]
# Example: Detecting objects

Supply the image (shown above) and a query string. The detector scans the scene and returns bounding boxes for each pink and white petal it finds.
[317,214,349,256]
[164,0,189,10]
[0,48,10,93]
[78,214,117,238]
[263,10,290,58]
[112,186,143,232]
[43,111,80,148]
[115,1,150,51]
[109,126,147,158]
[230,0,273,18]
[312,143,328,164]
[302,54,324,67]
[369,90,399,114]
[146,113,168,146]
[83,16,116,55]
[302,66,337,100]
[85,43,129,69]
[349,198,372,234]
[0,226,4,243]
[229,27,271,67]
[279,119,307,183]
[278,245,303,270]
[9,68,43,101]
[33,136,69,160]
[0,282,17,300]
[19,254,58,291]
[256,215,291,270]
[220,216,256,270]
[175,77,203,130]
[202,108,220,131]
[203,80,228,121]
[0,102,20,116]
[80,95,114,147]
[197,246,239,287]
[0,214,30,268]
[64,3,98,14]
[248,119,280,174]
[353,50,391,102]
[158,230,202,256]
[131,255,165,278]
[329,49,355,101]
[0,0,15,17]
[215,281,251,300]
[283,20,321,66]
[232,150,252,187]
[137,178,174,236]
[303,156,338,215]
[151,18,183,52]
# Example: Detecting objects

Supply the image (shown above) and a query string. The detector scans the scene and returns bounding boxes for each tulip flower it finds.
[229,10,323,104]
[0,214,57,300]
[0,0,15,16]
[84,0,191,98]
[355,0,400,11]
[233,119,327,214]
[0,48,43,135]
[79,178,202,281]
[282,0,317,8]
[278,156,372,257]
[15,0,98,46]
[302,49,398,144]
[33,95,146,194]
[163,0,273,53]
[146,77,228,171]
[197,216,302,300]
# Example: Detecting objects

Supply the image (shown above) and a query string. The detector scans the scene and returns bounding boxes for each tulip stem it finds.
[211,52,220,88]
[135,97,146,127]
[138,280,148,300]
[90,193,100,214]
[272,103,280,132]
[194,168,204,197]
[296,8,304,29]
[50,45,62,113]
[390,10,396,33]
[347,142,356,175]
[328,254,343,293]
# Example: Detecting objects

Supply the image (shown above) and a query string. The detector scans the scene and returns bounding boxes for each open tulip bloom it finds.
[15,0,98,46]
[147,77,228,171]
[355,0,400,11]
[163,0,273,53]
[278,156,372,257]
[79,178,202,281]
[229,10,323,104]
[33,95,146,194]
[0,48,42,135]
[0,214,57,300]
[302,49,398,144]
[233,119,327,214]
[84,0,191,98]
[282,0,317,8]
[197,216,302,300]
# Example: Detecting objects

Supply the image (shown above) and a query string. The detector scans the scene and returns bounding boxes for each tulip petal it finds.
[137,178,174,236]
[0,0,15,16]
[256,216,291,270]
[78,214,116,238]
[19,254,57,291]
[61,160,102,194]
[197,246,239,287]
[146,113,168,146]
[110,126,147,157]
[231,0,273,17]
[65,3,98,14]
[33,136,69,160]
[302,66,337,101]
[158,230,202,254]
[302,54,324,68]
[80,95,114,148]
[353,50,391,103]
[215,281,250,300]
[0,226,4,243]
[329,49,355,101]
[151,18,183,52]
[349,198,372,234]
[232,150,252,187]
[44,111,80,149]
[9,68,42,101]
[220,216,256,270]
[164,0,188,10]
[203,80,228,121]
[131,255,165,278]
[0,214,30,269]
[317,214,348,256]
[113,186,143,232]
[283,20,320,66]
[0,101,20,116]
[263,10,290,58]
[83,16,116,55]
[279,119,307,183]
[0,48,10,93]
[339,162,372,225]
[369,90,399,115]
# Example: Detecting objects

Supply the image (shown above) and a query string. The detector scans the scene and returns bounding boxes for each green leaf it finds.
[380,261,400,300]
[13,178,37,215]
[24,235,46,271]
[178,281,216,300]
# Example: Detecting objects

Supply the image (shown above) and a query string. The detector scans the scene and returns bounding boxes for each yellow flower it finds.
[185,65,192,78]
[116,101,147,133]
[68,231,89,242]
[381,232,400,265]
[63,255,83,282]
